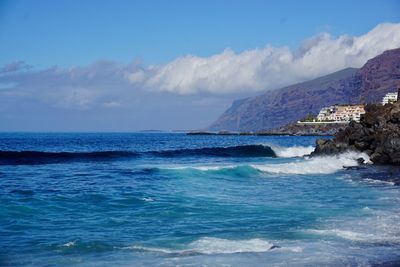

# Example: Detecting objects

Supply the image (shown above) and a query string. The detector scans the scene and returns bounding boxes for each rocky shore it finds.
[187,123,345,136]
[312,101,400,165]
[262,122,347,136]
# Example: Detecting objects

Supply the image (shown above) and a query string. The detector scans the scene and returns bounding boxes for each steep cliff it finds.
[209,48,400,131]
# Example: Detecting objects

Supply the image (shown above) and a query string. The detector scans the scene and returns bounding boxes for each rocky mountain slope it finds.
[209,48,400,132]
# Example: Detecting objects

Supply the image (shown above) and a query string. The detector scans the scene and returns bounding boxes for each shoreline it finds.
[190,122,346,137]
[187,132,334,137]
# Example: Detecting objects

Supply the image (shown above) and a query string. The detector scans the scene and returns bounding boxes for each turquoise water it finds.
[1,133,399,266]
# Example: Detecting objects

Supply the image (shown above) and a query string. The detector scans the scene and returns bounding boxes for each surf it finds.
[271,145,314,158]
[127,237,301,255]
[160,151,371,175]
[252,151,371,175]
[0,144,278,165]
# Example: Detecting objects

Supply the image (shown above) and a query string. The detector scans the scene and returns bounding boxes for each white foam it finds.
[190,166,232,171]
[188,237,274,254]
[128,246,176,254]
[308,229,375,241]
[272,145,315,158]
[364,178,395,186]
[165,165,236,171]
[252,151,371,175]
[159,151,371,175]
[307,208,400,244]
[61,241,76,247]
[129,237,279,255]
[278,246,303,253]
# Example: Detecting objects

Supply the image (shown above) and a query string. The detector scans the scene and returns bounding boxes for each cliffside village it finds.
[298,91,399,124]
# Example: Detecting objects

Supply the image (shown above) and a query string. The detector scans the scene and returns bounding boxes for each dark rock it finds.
[312,139,354,155]
[343,165,364,170]
[356,158,365,164]
[269,245,281,250]
[312,101,400,165]
[187,132,217,135]
[260,122,348,136]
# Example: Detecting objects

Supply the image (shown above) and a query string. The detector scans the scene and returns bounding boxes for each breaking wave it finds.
[0,146,370,171]
[0,145,278,165]
[163,151,371,175]
[307,226,400,244]
[128,237,301,255]
[152,144,315,159]
[272,145,314,158]
[150,145,276,158]
[307,229,376,242]
[252,151,371,175]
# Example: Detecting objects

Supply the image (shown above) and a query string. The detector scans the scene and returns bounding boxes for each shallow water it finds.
[1,133,399,266]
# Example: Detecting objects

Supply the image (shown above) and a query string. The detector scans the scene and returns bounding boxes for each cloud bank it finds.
[1,22,400,131]
[126,23,400,94]
[1,22,400,113]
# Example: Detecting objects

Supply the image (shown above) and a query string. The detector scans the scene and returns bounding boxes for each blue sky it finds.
[0,0,400,131]
[1,0,399,68]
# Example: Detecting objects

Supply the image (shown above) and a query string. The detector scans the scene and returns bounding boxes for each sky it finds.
[0,0,400,131]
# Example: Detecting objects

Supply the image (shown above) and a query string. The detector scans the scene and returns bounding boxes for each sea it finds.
[1,132,400,266]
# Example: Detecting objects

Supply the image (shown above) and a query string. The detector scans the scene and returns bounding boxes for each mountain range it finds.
[208,48,400,132]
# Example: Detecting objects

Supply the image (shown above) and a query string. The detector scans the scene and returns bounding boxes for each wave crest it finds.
[307,229,374,241]
[272,145,314,158]
[0,145,276,165]
[129,237,278,255]
[252,151,371,174]
[151,145,276,158]
[307,226,400,244]
[163,151,371,175]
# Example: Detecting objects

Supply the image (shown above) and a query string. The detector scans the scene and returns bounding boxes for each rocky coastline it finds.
[262,122,347,136]
[311,101,400,165]
[187,123,345,136]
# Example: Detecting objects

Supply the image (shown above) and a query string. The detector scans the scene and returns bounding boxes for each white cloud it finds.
[126,23,400,95]
[53,87,99,110]
[2,22,400,112]
[0,61,138,110]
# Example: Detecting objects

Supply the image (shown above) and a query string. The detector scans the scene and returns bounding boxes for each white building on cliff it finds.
[382,92,398,105]
[316,104,365,122]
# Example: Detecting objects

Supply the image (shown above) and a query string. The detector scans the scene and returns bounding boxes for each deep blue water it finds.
[1,133,400,266]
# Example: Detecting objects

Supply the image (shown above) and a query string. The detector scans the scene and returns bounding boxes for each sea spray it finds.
[271,145,315,158]
[128,237,277,254]
[161,151,371,175]
[252,151,371,175]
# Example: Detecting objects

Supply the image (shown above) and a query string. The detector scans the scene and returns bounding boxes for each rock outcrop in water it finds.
[312,101,400,165]
[261,122,348,136]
